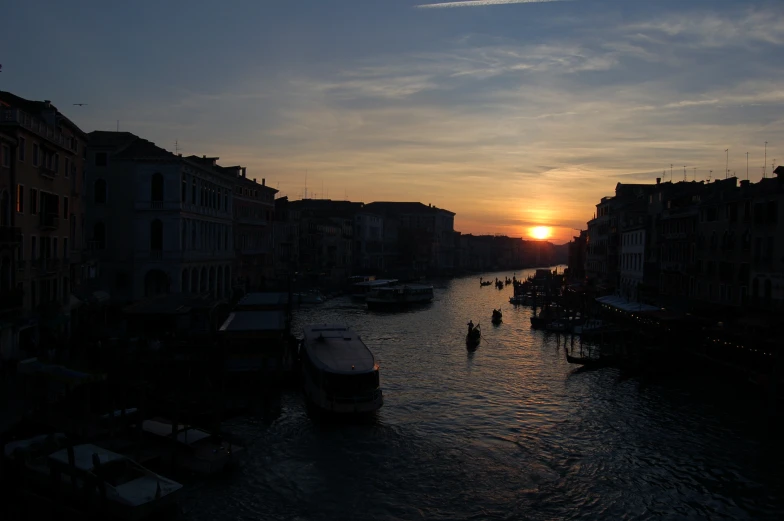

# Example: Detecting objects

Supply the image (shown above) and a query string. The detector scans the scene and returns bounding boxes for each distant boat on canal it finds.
[351,279,398,300]
[300,324,383,415]
[366,284,434,310]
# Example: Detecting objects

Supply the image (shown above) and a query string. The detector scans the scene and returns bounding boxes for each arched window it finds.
[150,219,163,251]
[181,269,189,293]
[151,173,164,202]
[94,179,107,204]
[93,222,106,249]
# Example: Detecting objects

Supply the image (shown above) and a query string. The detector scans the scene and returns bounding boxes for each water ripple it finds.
[183,270,784,521]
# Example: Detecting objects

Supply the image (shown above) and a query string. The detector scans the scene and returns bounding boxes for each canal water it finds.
[183,269,783,521]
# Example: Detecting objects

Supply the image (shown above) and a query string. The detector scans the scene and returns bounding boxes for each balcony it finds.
[0,288,24,311]
[0,226,21,244]
[39,164,58,179]
[39,213,59,231]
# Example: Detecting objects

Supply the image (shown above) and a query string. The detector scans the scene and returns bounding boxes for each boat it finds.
[351,279,398,300]
[530,305,562,329]
[293,290,325,305]
[491,309,502,324]
[140,418,245,475]
[4,439,182,520]
[564,347,618,368]
[366,284,434,310]
[480,281,492,287]
[572,319,604,335]
[509,293,534,305]
[466,324,481,347]
[300,324,383,414]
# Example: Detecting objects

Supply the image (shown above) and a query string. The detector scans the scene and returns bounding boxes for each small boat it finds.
[572,319,604,335]
[530,305,561,329]
[301,324,383,415]
[544,320,568,332]
[366,284,434,310]
[466,324,481,346]
[480,281,493,287]
[4,439,182,520]
[564,347,618,368]
[509,293,534,305]
[140,419,245,475]
[491,309,502,324]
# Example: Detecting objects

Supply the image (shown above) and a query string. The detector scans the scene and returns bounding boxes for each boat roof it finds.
[353,279,398,287]
[49,444,127,470]
[236,292,288,308]
[142,420,212,445]
[596,295,660,313]
[219,310,286,332]
[302,325,376,374]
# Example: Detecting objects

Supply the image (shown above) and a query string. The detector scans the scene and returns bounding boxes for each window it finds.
[63,238,69,260]
[94,179,107,204]
[54,153,59,173]
[16,185,24,213]
[181,174,187,202]
[31,236,37,261]
[65,157,70,178]
[1,145,9,167]
[17,235,24,262]
[30,189,38,215]
[63,197,69,219]
[19,137,26,162]
[191,180,196,204]
[151,173,164,202]
[53,238,58,259]
[31,280,37,308]
[95,152,107,166]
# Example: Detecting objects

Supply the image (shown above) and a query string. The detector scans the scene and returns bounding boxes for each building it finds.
[567,230,587,281]
[619,215,645,301]
[354,211,384,272]
[362,202,456,276]
[272,196,299,283]
[748,168,784,310]
[0,92,87,359]
[225,166,277,291]
[85,132,235,302]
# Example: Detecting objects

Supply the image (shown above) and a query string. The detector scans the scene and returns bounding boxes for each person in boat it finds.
[467,320,474,335]
[492,309,501,318]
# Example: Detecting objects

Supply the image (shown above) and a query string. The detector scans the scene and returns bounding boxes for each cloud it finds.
[417,0,567,9]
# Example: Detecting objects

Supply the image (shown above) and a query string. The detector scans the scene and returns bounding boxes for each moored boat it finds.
[366,284,434,310]
[466,324,481,347]
[301,324,383,415]
[351,279,398,300]
[140,419,245,476]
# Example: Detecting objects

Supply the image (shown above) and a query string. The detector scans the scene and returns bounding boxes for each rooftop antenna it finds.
[73,103,87,107]
[175,140,180,155]
[683,165,686,181]
[670,164,673,181]
[693,167,697,181]
[322,179,324,200]
[708,170,712,182]
[305,170,308,199]
[746,152,749,181]
[764,141,767,178]
[116,120,120,132]
[725,149,729,179]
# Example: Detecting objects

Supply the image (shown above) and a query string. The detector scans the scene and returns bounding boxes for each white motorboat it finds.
[301,324,383,414]
[366,284,434,310]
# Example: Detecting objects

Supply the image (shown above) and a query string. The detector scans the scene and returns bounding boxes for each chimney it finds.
[178,153,182,157]
[241,167,246,178]
[740,179,749,188]
[262,178,266,186]
[202,154,206,159]
[656,177,660,185]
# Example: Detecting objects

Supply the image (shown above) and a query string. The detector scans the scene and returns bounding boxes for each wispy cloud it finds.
[417,0,566,9]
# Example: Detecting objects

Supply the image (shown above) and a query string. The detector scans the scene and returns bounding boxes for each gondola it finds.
[466,324,481,347]
[491,309,502,324]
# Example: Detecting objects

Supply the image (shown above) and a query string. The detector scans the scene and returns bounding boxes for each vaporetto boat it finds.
[365,284,434,310]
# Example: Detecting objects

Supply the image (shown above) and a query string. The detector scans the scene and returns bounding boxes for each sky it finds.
[2,0,783,243]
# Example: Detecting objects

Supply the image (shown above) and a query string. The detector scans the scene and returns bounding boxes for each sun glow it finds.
[530,226,552,240]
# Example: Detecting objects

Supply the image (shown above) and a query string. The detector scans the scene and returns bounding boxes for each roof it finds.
[123,293,221,315]
[0,90,87,137]
[596,295,660,313]
[219,310,286,332]
[236,292,288,309]
[302,325,376,374]
[87,131,137,149]
[49,444,126,471]
[114,137,177,161]
[142,420,212,445]
[364,201,455,216]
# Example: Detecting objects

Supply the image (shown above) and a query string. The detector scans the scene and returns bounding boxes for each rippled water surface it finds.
[183,269,783,520]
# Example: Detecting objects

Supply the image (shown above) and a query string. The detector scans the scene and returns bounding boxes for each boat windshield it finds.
[323,371,379,395]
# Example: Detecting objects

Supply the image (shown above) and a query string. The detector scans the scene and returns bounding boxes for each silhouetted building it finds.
[85,132,235,303]
[0,91,87,359]
[567,230,587,281]
[224,167,277,291]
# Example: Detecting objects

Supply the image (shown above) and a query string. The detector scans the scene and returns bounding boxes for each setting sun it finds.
[530,226,552,240]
